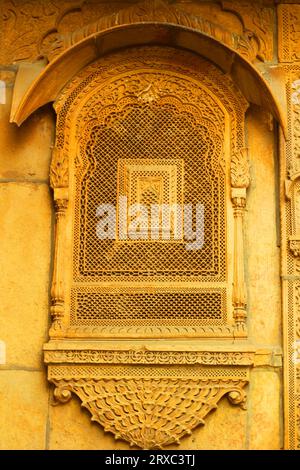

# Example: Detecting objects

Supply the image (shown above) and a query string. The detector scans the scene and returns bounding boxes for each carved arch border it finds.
[54,47,248,180]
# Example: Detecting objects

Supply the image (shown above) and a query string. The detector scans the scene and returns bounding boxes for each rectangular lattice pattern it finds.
[74,103,226,281]
[70,288,226,325]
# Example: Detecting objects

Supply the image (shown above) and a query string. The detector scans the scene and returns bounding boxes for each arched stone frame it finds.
[43,46,253,449]
[50,45,248,334]
[9,17,292,449]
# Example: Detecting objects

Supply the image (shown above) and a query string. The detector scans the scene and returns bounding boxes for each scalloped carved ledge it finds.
[51,376,247,449]
[45,343,253,449]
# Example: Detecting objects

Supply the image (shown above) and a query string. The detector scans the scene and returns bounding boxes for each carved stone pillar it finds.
[231,149,250,330]
[49,147,69,336]
[232,188,247,327]
[50,189,68,334]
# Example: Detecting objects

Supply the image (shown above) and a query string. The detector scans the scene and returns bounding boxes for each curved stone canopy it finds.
[10,22,287,134]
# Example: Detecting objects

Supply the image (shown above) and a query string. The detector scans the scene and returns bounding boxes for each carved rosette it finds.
[51,376,247,449]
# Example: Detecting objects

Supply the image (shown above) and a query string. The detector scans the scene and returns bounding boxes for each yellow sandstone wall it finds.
[0,73,53,449]
[0,70,283,449]
[3,0,296,450]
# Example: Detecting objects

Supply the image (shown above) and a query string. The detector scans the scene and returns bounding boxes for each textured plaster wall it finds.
[0,73,282,449]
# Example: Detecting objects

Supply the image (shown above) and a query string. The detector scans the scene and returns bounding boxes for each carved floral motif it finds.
[290,238,300,258]
[231,148,250,189]
[0,0,123,63]
[289,79,300,176]
[50,147,68,189]
[44,349,255,366]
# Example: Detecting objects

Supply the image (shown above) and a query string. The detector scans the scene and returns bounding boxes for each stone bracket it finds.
[45,342,254,449]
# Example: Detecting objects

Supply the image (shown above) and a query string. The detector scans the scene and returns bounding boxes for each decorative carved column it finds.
[231,149,250,329]
[49,148,69,335]
[278,3,300,448]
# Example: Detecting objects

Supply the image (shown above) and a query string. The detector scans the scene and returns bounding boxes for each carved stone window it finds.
[44,46,253,449]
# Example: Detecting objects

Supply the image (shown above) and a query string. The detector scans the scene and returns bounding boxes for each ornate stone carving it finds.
[0,0,122,64]
[296,365,300,449]
[222,1,274,62]
[231,148,250,189]
[231,188,247,327]
[289,238,300,258]
[278,5,300,63]
[286,79,300,259]
[53,47,248,336]
[63,324,246,339]
[290,79,300,175]
[51,0,238,62]
[1,0,75,63]
[292,282,300,450]
[1,0,274,66]
[50,376,247,449]
[50,147,68,189]
[44,349,255,366]
[49,146,69,334]
[117,158,184,242]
